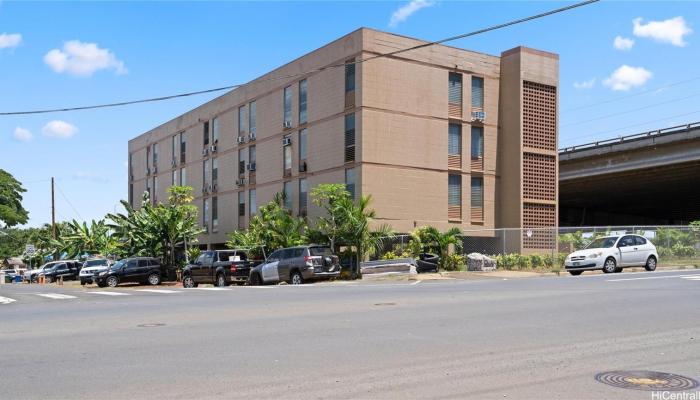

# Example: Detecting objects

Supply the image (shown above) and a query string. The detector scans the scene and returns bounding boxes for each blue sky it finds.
[0,1,698,227]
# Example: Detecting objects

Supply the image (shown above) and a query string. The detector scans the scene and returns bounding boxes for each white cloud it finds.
[613,36,635,50]
[603,65,652,91]
[633,16,692,47]
[42,120,78,138]
[389,0,435,28]
[0,33,22,49]
[73,171,109,183]
[573,78,596,90]
[13,127,33,142]
[43,40,127,77]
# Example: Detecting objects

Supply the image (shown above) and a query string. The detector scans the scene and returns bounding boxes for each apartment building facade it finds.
[128,28,559,251]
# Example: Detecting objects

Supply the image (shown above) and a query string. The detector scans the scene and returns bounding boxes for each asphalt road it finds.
[1,269,699,400]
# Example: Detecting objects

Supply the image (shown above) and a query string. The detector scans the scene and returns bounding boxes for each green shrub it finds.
[497,253,518,270]
[672,244,696,258]
[443,254,466,271]
[529,254,543,268]
[542,254,554,268]
[657,246,673,259]
[516,255,532,270]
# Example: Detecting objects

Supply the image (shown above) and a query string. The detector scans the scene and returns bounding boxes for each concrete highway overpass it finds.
[559,122,700,226]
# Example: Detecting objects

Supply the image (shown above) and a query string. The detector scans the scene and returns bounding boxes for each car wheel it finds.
[183,275,196,288]
[45,276,53,284]
[147,273,161,286]
[603,257,617,274]
[80,279,86,285]
[569,270,583,276]
[97,283,106,288]
[215,273,226,287]
[106,276,119,288]
[645,256,657,271]
[249,273,261,286]
[290,270,304,285]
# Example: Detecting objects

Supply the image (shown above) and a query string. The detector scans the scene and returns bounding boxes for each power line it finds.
[561,91,700,128]
[0,0,598,117]
[55,182,83,221]
[562,75,700,113]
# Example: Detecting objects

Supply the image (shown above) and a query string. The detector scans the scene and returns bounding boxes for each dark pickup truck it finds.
[182,249,262,288]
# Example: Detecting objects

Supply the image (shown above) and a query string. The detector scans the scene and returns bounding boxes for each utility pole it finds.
[51,177,56,239]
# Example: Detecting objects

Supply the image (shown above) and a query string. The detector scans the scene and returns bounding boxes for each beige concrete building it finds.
[128,28,559,251]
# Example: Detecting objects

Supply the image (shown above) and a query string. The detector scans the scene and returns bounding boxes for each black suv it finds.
[94,257,163,288]
[37,260,82,283]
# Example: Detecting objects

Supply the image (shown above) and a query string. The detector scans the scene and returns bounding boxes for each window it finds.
[448,174,461,206]
[238,191,245,217]
[472,76,484,109]
[146,146,150,171]
[249,101,256,135]
[345,60,355,92]
[180,167,186,186]
[203,198,209,230]
[212,158,218,184]
[145,177,150,196]
[203,121,210,146]
[283,135,292,175]
[238,149,246,175]
[299,128,307,161]
[153,176,157,201]
[249,189,257,216]
[128,153,133,179]
[635,236,647,245]
[179,131,186,163]
[249,145,256,169]
[299,79,308,124]
[212,117,219,143]
[171,136,177,164]
[203,159,209,187]
[283,86,292,126]
[345,168,356,199]
[283,181,292,210]
[152,143,158,169]
[471,177,483,208]
[344,113,355,163]
[448,72,463,106]
[172,170,177,186]
[448,123,461,156]
[471,126,484,159]
[212,196,218,232]
[129,183,133,206]
[238,105,246,134]
[299,178,308,215]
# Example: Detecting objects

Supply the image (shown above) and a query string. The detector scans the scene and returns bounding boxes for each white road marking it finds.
[607,273,700,282]
[681,276,700,281]
[0,296,17,304]
[136,289,181,294]
[410,280,421,285]
[86,291,130,296]
[186,287,231,291]
[35,293,77,300]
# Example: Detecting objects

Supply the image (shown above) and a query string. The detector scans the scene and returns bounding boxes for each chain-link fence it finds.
[374,225,700,268]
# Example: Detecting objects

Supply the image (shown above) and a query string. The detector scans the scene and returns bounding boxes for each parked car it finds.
[94,257,163,288]
[416,253,440,273]
[79,258,111,285]
[25,260,81,283]
[564,234,659,276]
[182,249,262,288]
[39,261,82,283]
[249,245,341,285]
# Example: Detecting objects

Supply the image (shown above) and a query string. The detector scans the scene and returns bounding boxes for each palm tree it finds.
[408,226,462,271]
[61,219,114,258]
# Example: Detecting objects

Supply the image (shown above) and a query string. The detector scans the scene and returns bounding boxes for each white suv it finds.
[79,258,111,285]
[565,235,659,276]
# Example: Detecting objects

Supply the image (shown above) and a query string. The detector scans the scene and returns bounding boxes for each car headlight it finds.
[99,271,108,276]
[588,252,603,259]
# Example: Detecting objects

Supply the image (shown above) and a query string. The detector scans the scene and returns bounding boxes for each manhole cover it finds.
[373,302,396,306]
[595,370,699,391]
[137,323,166,328]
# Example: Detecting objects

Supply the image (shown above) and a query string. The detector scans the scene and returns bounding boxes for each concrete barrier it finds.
[360,258,417,275]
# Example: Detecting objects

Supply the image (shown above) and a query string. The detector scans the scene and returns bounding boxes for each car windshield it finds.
[309,247,333,257]
[85,259,107,267]
[585,237,618,249]
[110,260,127,270]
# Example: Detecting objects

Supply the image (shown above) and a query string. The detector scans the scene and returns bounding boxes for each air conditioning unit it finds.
[212,183,218,192]
[203,225,209,233]
[202,185,209,194]
[210,144,218,153]
[153,165,158,174]
[283,121,292,129]
[248,133,256,141]
[471,110,486,122]
[247,162,256,172]
[236,178,246,186]
[171,158,177,167]
[129,174,134,181]
[145,167,151,176]
[202,148,209,156]
[237,136,246,144]
[282,136,292,146]
[299,161,307,172]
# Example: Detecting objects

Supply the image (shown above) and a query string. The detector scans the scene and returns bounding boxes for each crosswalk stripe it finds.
[136,289,181,294]
[186,287,231,291]
[0,296,17,304]
[86,291,130,296]
[36,293,77,300]
[681,276,700,280]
